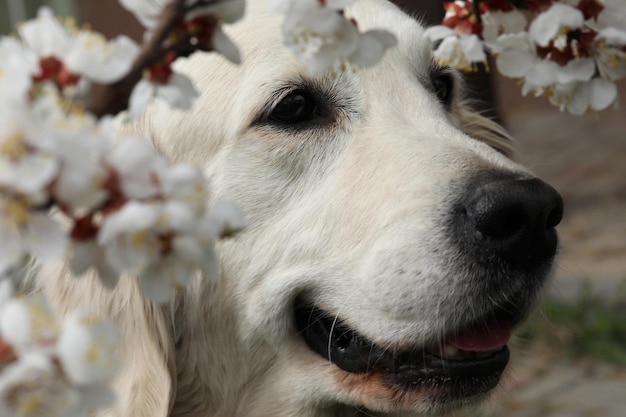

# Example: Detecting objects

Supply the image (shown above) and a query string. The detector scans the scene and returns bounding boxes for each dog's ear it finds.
[37,263,176,417]
[458,107,517,159]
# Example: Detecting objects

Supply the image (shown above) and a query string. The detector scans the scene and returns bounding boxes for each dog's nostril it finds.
[546,202,564,230]
[474,203,527,240]
[461,177,563,267]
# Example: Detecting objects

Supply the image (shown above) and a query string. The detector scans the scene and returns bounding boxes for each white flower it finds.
[97,201,161,277]
[274,0,396,74]
[18,7,73,60]
[160,164,211,217]
[425,26,486,71]
[0,198,67,276]
[0,280,13,308]
[18,6,139,89]
[209,199,246,238]
[0,296,57,353]
[594,27,626,81]
[68,241,119,288]
[64,31,139,83]
[120,0,246,28]
[493,32,595,86]
[0,38,39,104]
[56,310,120,385]
[548,77,618,115]
[482,10,527,43]
[529,3,584,48]
[119,0,244,63]
[0,352,81,417]
[128,73,199,120]
[105,137,164,199]
[594,0,626,33]
[0,102,60,199]
[211,26,241,64]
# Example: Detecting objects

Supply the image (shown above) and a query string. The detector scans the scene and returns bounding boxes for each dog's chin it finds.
[294,299,518,414]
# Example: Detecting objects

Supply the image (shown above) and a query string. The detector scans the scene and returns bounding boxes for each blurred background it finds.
[2,1,625,416]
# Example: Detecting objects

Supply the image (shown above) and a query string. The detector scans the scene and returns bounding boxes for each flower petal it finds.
[589,78,618,111]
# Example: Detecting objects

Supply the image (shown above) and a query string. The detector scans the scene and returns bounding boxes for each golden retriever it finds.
[37,0,563,416]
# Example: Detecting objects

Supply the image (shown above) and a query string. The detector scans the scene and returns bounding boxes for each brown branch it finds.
[473,0,483,24]
[85,0,188,118]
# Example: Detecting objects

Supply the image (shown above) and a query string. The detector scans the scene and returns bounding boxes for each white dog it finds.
[38,0,563,416]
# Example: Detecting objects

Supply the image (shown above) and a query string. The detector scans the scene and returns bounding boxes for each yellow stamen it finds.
[0,132,28,159]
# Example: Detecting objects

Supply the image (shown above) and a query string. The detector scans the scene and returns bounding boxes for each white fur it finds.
[37,1,541,416]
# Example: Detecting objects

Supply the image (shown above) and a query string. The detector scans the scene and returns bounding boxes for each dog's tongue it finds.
[447,321,511,352]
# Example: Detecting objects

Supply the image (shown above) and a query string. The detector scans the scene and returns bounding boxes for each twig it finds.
[472,0,482,24]
[85,0,188,118]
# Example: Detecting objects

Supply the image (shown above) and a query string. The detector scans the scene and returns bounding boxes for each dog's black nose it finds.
[460,177,563,268]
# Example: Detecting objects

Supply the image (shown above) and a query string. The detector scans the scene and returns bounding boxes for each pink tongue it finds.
[446,321,511,352]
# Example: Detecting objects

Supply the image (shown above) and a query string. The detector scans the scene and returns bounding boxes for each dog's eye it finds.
[433,73,454,106]
[269,91,320,125]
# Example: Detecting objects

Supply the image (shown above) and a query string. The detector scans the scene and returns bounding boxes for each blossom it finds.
[425,26,486,71]
[547,77,618,115]
[0,198,67,276]
[594,27,626,81]
[272,0,396,74]
[63,30,139,84]
[97,201,161,278]
[18,7,73,61]
[0,38,38,104]
[50,116,113,213]
[441,0,483,36]
[0,352,81,417]
[0,101,60,199]
[481,9,527,43]
[529,3,585,48]
[119,0,244,63]
[128,71,199,119]
[56,310,120,385]
[120,0,244,28]
[209,199,246,238]
[104,137,164,200]
[18,6,138,90]
[0,296,57,353]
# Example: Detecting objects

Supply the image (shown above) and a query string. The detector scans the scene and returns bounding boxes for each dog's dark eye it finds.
[269,91,320,125]
[433,73,454,106]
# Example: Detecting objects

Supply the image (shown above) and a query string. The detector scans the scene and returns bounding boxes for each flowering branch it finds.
[86,0,226,117]
[426,0,626,115]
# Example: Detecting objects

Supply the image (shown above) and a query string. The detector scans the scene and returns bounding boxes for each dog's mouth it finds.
[294,299,513,404]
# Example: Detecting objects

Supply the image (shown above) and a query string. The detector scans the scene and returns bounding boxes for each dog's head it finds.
[104,0,564,415]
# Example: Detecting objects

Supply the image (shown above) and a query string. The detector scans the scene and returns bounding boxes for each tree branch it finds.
[85,0,188,118]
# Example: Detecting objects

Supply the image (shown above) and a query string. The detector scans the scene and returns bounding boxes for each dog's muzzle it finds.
[295,299,514,400]
[292,172,563,409]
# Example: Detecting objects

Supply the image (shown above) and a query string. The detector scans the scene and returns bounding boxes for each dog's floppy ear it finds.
[37,262,176,417]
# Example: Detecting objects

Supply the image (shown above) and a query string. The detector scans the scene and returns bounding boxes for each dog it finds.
[37,0,563,416]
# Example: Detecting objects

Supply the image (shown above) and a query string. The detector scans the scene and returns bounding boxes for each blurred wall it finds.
[75,0,142,40]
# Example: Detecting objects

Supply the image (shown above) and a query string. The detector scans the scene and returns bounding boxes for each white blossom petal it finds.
[556,58,595,84]
[22,213,67,261]
[57,310,120,385]
[64,32,139,83]
[157,72,199,111]
[529,3,584,47]
[128,79,154,120]
[18,7,73,58]
[589,78,618,111]
[212,26,241,64]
